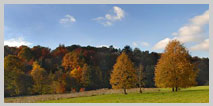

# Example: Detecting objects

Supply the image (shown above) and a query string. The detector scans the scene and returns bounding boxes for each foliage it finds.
[18,46,34,62]
[81,64,103,90]
[4,43,208,97]
[62,51,85,71]
[110,52,137,94]
[4,55,25,96]
[31,61,51,94]
[155,40,198,91]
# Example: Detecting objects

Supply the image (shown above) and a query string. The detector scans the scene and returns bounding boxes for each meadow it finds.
[5,86,209,103]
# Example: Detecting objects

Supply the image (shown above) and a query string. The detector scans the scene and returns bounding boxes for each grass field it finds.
[5,86,208,103]
[41,86,208,103]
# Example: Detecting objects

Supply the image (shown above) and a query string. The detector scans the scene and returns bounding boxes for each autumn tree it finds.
[62,50,86,91]
[31,61,51,94]
[110,52,137,94]
[51,70,67,93]
[18,46,33,62]
[62,50,85,71]
[137,64,144,93]
[32,45,50,60]
[154,40,198,92]
[4,55,24,96]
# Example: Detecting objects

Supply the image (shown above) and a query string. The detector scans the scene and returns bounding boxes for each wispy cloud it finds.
[93,6,125,26]
[190,39,209,51]
[132,41,149,48]
[59,14,76,24]
[4,37,32,47]
[132,42,138,47]
[141,42,149,47]
[153,10,209,51]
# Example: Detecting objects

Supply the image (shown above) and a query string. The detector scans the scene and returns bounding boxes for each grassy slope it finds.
[41,86,209,103]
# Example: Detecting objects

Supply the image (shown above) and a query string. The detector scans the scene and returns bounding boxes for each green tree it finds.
[14,73,34,95]
[154,40,198,92]
[81,64,102,90]
[110,52,137,94]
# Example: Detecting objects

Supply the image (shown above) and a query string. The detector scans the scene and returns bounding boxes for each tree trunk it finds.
[124,88,127,95]
[172,87,174,92]
[175,87,178,92]
[139,86,142,93]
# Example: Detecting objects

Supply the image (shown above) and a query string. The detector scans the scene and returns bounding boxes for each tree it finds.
[4,55,25,96]
[137,64,144,93]
[81,64,102,90]
[32,45,50,60]
[52,70,67,94]
[18,46,33,62]
[31,61,51,94]
[14,73,34,95]
[110,52,137,94]
[143,65,155,87]
[154,40,198,92]
[62,51,85,71]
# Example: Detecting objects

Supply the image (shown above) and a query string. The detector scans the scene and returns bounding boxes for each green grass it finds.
[41,86,209,103]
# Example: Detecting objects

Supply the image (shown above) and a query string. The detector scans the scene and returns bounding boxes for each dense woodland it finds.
[4,44,209,97]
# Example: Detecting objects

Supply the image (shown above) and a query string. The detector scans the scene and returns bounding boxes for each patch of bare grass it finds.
[4,88,159,103]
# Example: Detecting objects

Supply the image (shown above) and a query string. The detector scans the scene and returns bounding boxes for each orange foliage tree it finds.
[62,51,86,91]
[110,52,137,94]
[154,40,198,92]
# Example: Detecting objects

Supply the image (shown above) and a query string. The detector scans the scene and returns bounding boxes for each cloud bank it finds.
[4,37,32,47]
[153,10,209,51]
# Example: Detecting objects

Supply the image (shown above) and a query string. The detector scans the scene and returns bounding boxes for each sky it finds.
[4,4,209,57]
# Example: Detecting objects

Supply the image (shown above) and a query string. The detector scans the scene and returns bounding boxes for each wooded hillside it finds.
[4,44,209,97]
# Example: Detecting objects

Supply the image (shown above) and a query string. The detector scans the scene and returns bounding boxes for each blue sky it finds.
[4,4,209,57]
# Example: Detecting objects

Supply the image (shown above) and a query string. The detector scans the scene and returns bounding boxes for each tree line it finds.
[4,40,209,96]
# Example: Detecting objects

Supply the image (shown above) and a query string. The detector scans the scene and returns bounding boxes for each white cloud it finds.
[190,39,209,51]
[173,10,209,43]
[132,42,138,47]
[141,42,149,47]
[97,45,109,48]
[4,37,32,47]
[153,10,209,51]
[59,14,76,24]
[94,6,125,26]
[132,41,149,48]
[152,38,171,50]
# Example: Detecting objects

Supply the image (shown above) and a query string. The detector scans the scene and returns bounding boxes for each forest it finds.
[4,42,209,97]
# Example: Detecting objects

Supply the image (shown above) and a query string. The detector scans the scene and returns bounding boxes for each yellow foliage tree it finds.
[110,52,137,94]
[70,66,83,84]
[31,61,50,94]
[154,40,198,92]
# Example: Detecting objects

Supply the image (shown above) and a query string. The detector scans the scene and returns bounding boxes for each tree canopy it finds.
[154,40,198,91]
[110,52,137,94]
